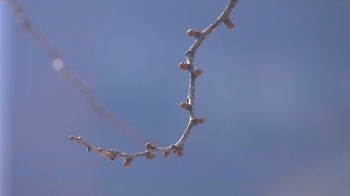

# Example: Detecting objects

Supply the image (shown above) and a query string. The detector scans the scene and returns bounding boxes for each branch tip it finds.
[69,135,75,141]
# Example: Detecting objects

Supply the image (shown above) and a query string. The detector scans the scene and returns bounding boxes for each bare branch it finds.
[5,0,150,145]
[69,135,180,161]
[7,0,239,167]
[69,0,239,167]
[175,0,238,148]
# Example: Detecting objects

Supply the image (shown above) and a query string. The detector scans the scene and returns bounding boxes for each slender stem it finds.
[7,0,239,165]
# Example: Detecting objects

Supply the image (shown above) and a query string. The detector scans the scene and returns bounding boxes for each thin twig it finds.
[8,0,239,167]
[176,0,239,148]
[5,0,150,145]
[70,0,239,166]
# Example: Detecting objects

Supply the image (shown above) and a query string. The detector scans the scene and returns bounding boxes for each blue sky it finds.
[4,0,350,195]
[0,1,11,196]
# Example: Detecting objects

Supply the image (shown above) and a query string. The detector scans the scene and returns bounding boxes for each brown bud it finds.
[196,118,205,125]
[87,146,92,152]
[123,160,131,167]
[179,62,190,70]
[123,158,133,167]
[187,29,201,38]
[145,143,155,150]
[163,151,170,158]
[69,135,75,141]
[148,153,155,160]
[177,149,184,157]
[193,69,203,77]
[98,147,103,152]
[224,18,234,29]
[180,102,191,110]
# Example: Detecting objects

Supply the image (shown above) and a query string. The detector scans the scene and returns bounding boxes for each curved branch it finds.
[7,0,239,167]
[5,0,150,144]
[70,0,239,167]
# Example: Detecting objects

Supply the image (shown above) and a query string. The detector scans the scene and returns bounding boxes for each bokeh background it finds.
[1,0,350,195]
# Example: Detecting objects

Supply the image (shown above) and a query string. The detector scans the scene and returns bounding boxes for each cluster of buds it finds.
[224,18,234,29]
[187,29,201,38]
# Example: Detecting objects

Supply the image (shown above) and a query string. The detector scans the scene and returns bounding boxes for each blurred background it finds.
[1,0,350,195]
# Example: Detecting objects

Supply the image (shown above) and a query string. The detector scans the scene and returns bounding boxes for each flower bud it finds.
[148,153,155,160]
[123,160,131,167]
[69,135,75,141]
[163,151,170,158]
[177,149,184,157]
[180,102,191,110]
[179,62,190,70]
[145,143,155,150]
[224,18,234,29]
[123,158,133,167]
[193,69,203,77]
[187,29,201,38]
[196,118,205,125]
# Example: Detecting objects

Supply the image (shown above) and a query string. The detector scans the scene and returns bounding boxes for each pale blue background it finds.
[3,0,350,195]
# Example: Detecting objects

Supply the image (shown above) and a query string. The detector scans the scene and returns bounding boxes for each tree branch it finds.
[70,0,239,167]
[5,0,150,144]
[7,0,239,167]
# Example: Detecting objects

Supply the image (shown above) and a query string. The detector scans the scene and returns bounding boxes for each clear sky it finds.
[5,0,350,195]
[0,1,11,196]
